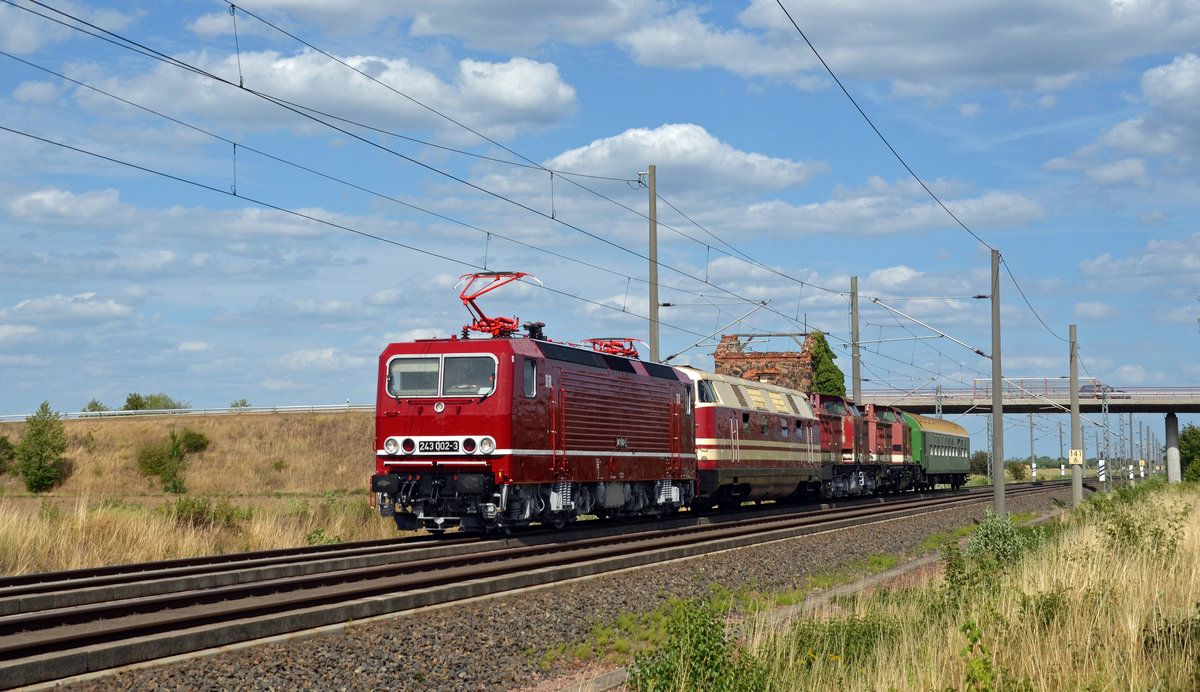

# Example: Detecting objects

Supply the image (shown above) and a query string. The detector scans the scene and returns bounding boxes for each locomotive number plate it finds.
[419,439,459,453]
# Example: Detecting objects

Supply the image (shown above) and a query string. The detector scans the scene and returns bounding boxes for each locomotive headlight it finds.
[383,437,400,455]
[462,437,477,453]
[479,436,496,455]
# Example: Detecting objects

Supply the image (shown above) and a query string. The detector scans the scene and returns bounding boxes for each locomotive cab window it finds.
[445,356,496,395]
[387,354,496,398]
[697,379,718,404]
[387,357,439,397]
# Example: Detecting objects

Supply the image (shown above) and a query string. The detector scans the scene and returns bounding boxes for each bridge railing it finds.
[0,404,375,424]
[859,386,1200,403]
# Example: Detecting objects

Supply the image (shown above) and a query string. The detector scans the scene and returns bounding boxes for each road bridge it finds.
[858,382,1200,415]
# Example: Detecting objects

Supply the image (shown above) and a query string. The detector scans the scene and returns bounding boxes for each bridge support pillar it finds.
[1166,413,1181,483]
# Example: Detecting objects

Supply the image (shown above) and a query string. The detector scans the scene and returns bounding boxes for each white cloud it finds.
[1074,301,1118,320]
[0,2,137,54]
[731,186,1043,238]
[178,342,211,352]
[164,1,1200,101]
[546,123,828,192]
[1141,53,1200,116]
[1139,209,1173,226]
[1078,233,1200,291]
[2,293,133,324]
[1113,363,1148,385]
[6,188,132,227]
[279,348,371,370]
[1096,54,1200,156]
[13,80,61,105]
[1084,158,1148,187]
[82,50,576,140]
[959,102,983,117]
[0,325,37,343]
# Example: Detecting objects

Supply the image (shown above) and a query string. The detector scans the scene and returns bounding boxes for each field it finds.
[623,477,1200,690]
[0,412,399,574]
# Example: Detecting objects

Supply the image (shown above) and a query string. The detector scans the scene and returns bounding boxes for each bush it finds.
[0,435,15,474]
[136,439,175,477]
[160,496,251,528]
[135,427,209,493]
[174,428,210,454]
[82,398,110,413]
[122,392,189,411]
[16,401,68,492]
[969,451,990,476]
[943,509,1046,601]
[627,599,766,692]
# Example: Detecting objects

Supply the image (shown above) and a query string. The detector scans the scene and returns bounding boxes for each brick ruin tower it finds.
[712,334,815,393]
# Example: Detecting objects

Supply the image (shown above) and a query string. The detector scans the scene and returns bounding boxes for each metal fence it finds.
[0,404,375,424]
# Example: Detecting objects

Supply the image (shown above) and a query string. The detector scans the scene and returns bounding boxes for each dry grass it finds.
[0,412,374,497]
[739,481,1200,690]
[0,412,405,576]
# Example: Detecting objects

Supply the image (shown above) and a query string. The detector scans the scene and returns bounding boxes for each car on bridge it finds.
[1080,382,1130,399]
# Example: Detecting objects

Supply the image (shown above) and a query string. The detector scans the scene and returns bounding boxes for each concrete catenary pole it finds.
[1166,413,1181,483]
[1070,324,1082,505]
[646,165,659,362]
[991,249,1005,517]
[851,276,861,403]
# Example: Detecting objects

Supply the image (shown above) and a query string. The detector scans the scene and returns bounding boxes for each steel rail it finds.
[0,483,1063,688]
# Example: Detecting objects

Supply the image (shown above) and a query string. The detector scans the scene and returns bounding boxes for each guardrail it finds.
[861,387,1200,401]
[0,404,375,424]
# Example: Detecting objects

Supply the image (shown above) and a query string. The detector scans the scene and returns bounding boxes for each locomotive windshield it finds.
[388,357,439,396]
[386,355,496,398]
[444,356,496,395]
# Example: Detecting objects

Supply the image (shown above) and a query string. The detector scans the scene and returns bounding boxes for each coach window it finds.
[523,359,537,398]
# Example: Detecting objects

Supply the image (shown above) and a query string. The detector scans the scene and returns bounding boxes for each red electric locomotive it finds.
[370,273,696,533]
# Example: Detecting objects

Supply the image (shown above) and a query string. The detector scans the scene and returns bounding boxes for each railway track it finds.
[0,483,1064,689]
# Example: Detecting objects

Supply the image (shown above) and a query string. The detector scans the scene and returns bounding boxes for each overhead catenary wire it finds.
[9,0,1039,392]
[0,49,726,308]
[0,123,731,343]
[774,0,1068,345]
[4,0,833,339]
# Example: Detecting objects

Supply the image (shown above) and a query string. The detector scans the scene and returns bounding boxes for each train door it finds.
[729,411,743,464]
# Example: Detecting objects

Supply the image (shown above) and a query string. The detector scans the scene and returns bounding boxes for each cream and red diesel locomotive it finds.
[369,273,970,533]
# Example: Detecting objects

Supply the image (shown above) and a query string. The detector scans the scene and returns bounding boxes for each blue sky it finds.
[2,0,1197,460]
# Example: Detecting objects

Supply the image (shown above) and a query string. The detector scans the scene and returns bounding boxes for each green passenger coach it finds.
[901,411,970,489]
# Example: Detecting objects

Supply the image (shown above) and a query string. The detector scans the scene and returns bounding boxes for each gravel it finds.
[59,487,1076,692]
